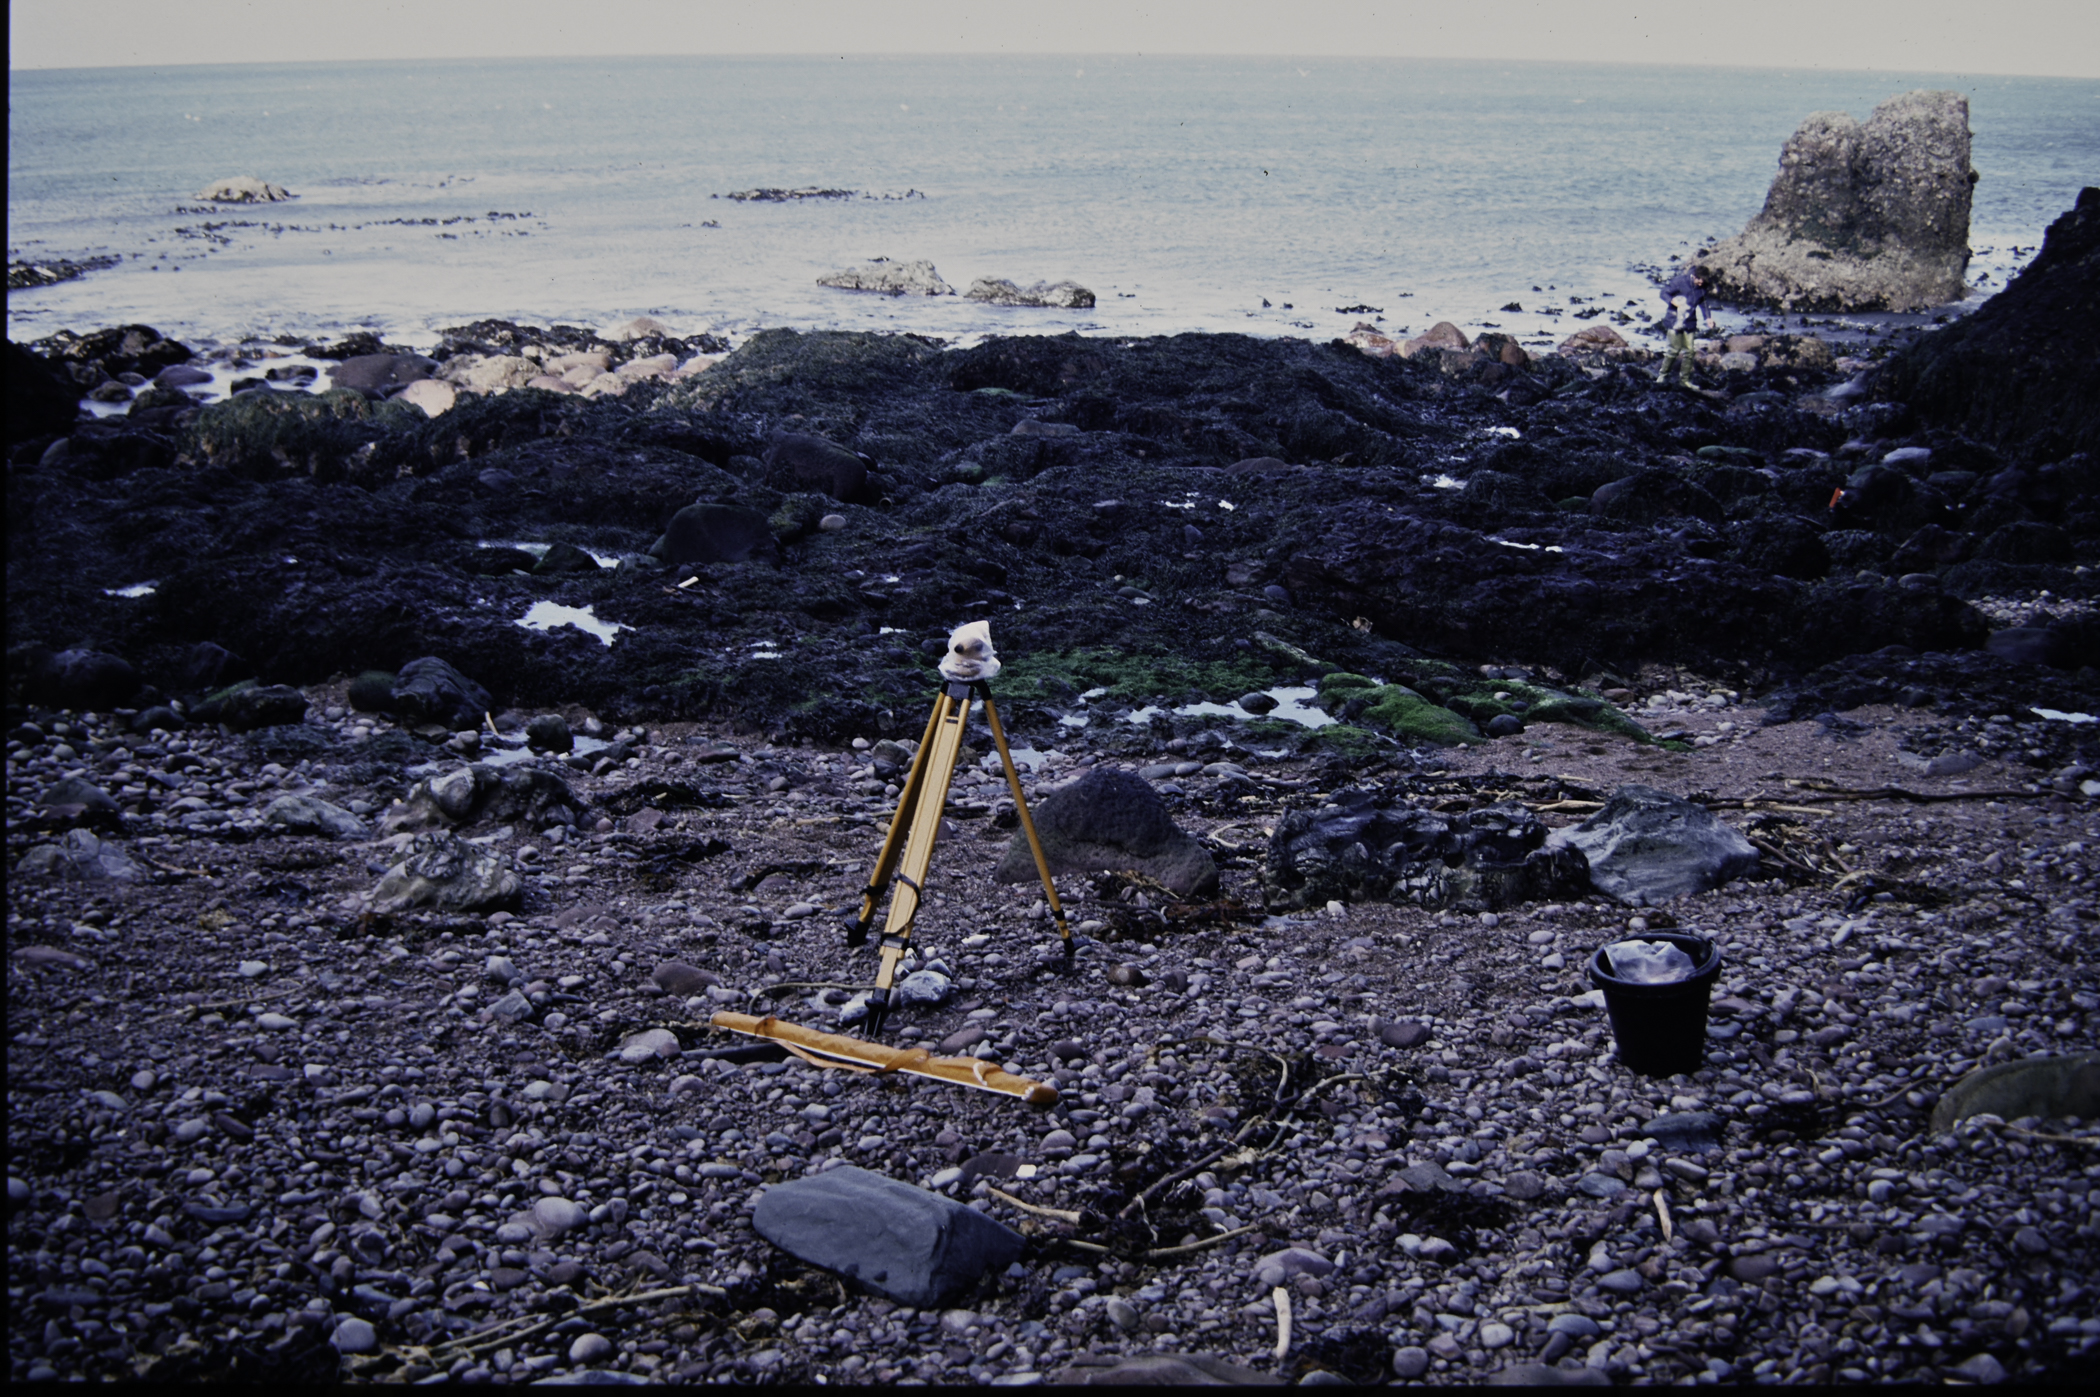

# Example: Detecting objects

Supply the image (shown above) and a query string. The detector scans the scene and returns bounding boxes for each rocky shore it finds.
[6,189,2096,1386]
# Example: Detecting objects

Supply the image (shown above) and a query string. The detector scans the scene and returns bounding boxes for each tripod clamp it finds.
[844,677,1074,1037]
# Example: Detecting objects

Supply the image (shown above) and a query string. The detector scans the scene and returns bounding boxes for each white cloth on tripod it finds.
[939,620,1002,682]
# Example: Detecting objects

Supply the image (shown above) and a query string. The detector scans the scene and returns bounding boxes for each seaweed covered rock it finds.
[1698,91,1977,312]
[1263,791,1590,911]
[651,503,778,566]
[192,681,310,732]
[763,432,871,502]
[387,657,493,731]
[1876,188,2100,455]
[186,387,418,480]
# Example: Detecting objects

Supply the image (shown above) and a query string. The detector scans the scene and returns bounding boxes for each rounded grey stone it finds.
[331,1316,379,1354]
[568,1331,615,1364]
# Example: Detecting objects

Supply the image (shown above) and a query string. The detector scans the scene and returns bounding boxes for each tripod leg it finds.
[845,694,947,945]
[868,685,974,1037]
[979,690,1074,954]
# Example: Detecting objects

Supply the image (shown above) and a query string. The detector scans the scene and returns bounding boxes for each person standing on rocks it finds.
[1654,266,1717,387]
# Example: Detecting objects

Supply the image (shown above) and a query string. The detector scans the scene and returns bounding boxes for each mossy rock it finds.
[1356,685,1484,746]
[1318,671,1378,695]
[1299,724,1389,758]
[768,492,832,543]
[188,387,410,479]
[348,671,397,712]
[1446,693,1515,724]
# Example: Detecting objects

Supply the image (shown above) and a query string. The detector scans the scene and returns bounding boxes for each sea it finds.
[7,55,2097,356]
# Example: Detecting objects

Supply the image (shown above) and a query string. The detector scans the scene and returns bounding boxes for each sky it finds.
[8,0,2098,78]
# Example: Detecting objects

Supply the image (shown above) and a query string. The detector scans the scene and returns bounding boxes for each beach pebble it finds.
[1379,1020,1431,1048]
[331,1317,378,1354]
[532,1196,585,1237]
[616,1028,682,1063]
[568,1332,615,1364]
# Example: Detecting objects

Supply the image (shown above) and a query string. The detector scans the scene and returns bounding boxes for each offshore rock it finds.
[816,259,954,296]
[197,176,291,203]
[964,278,1096,309]
[1875,187,2100,454]
[1697,91,1977,311]
[1262,792,1590,912]
[994,768,1218,897]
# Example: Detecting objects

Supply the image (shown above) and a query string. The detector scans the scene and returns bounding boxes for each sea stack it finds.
[1697,90,1977,312]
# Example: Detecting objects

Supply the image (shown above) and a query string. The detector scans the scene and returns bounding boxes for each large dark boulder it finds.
[1728,515,1830,580]
[388,657,492,731]
[752,1166,1025,1309]
[762,432,871,502]
[1697,91,1977,311]
[1876,188,2100,454]
[994,767,1217,896]
[7,341,81,444]
[327,353,438,395]
[650,503,777,566]
[22,648,141,710]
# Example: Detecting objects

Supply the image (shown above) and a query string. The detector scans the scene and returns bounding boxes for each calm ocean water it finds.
[7,55,2096,351]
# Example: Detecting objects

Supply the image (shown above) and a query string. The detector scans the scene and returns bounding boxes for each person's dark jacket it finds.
[1659,271,1716,332]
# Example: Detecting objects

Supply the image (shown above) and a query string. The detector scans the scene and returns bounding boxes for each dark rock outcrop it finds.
[1875,187,2100,455]
[994,768,1218,896]
[7,341,81,444]
[21,648,140,710]
[651,503,778,566]
[387,657,493,731]
[1263,792,1590,911]
[1698,91,1977,311]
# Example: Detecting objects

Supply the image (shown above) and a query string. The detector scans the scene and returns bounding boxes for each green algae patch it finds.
[994,647,1285,706]
[1320,663,1648,744]
[1507,683,1653,742]
[1357,685,1484,746]
[1300,723,1389,759]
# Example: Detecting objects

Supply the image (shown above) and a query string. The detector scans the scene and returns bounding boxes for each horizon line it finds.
[10,52,2097,81]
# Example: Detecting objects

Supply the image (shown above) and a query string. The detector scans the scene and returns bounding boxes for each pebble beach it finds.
[8,669,2096,1385]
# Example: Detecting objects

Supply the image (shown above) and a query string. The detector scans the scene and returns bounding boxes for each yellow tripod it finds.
[845,678,1072,1037]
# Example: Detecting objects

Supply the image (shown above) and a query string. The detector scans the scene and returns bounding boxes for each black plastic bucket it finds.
[1587,931,1723,1078]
